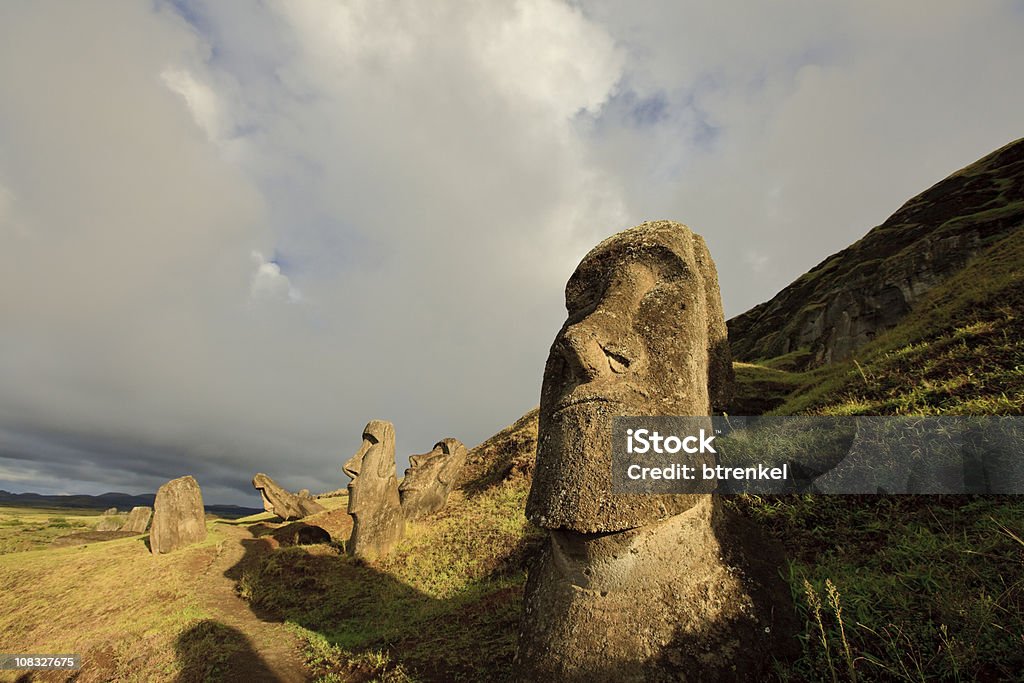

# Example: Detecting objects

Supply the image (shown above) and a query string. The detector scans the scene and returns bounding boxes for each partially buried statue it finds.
[252,473,325,521]
[517,220,793,681]
[399,438,468,520]
[343,420,404,560]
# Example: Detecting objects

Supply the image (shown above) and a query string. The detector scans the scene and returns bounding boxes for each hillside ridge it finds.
[728,137,1024,368]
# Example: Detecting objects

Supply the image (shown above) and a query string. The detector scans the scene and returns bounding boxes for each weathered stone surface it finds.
[517,221,791,681]
[399,438,468,520]
[120,506,152,533]
[252,473,325,521]
[342,420,404,560]
[297,489,311,499]
[526,220,731,534]
[150,475,207,554]
[728,137,1024,368]
[103,507,118,516]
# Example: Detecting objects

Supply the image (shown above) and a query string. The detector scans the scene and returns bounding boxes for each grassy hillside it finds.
[728,136,1024,368]
[0,508,311,682]
[238,413,543,682]
[723,200,1024,680]
[732,223,1024,418]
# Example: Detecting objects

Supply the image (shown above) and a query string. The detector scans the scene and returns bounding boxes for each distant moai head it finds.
[343,420,398,516]
[252,472,324,521]
[526,220,732,534]
[399,438,468,519]
[251,473,277,514]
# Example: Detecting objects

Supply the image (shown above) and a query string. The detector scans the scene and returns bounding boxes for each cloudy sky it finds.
[1,1,1022,505]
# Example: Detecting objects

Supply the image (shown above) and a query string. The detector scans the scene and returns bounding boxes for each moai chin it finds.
[399,438,468,520]
[517,221,791,682]
[343,420,404,560]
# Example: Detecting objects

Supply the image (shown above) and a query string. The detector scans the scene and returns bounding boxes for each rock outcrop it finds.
[150,476,207,554]
[517,221,790,681]
[252,473,325,521]
[120,506,152,533]
[342,420,404,560]
[399,438,468,520]
[728,137,1024,368]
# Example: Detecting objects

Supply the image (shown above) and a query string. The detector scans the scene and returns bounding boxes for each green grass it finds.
[728,495,1024,681]
[237,481,542,682]
[726,228,1024,680]
[0,506,98,553]
[0,515,237,683]
[731,227,1024,418]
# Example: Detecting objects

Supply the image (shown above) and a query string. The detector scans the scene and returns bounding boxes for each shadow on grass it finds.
[223,519,532,682]
[220,500,801,682]
[174,619,280,682]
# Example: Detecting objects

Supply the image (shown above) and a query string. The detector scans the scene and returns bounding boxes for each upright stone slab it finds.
[342,420,404,560]
[150,476,207,554]
[252,473,326,521]
[121,506,152,533]
[517,221,790,681]
[399,438,468,520]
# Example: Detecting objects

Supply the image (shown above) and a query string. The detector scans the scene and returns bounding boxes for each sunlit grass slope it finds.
[725,226,1024,680]
[238,418,543,682]
[736,225,1024,418]
[0,520,228,682]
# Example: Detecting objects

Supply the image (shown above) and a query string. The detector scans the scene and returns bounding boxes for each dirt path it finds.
[193,524,310,682]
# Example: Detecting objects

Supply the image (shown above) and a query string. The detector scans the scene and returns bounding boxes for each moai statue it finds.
[399,438,468,520]
[252,473,326,521]
[343,420,404,560]
[517,221,790,681]
[150,475,207,554]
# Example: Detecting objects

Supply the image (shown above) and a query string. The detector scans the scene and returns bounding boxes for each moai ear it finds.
[436,441,466,486]
[437,459,458,486]
[377,443,393,479]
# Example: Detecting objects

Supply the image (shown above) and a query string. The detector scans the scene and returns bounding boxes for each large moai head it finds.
[343,420,404,559]
[526,220,732,534]
[399,438,468,520]
[516,223,790,682]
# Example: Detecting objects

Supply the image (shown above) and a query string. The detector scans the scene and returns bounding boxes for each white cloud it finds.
[161,66,227,142]
[250,251,300,302]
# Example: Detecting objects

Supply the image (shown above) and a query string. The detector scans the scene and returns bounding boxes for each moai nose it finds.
[343,450,363,479]
[559,323,609,384]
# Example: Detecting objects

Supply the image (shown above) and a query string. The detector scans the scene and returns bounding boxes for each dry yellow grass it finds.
[1,516,236,682]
